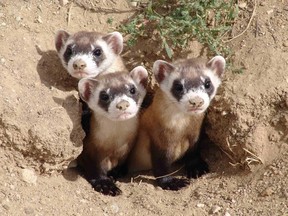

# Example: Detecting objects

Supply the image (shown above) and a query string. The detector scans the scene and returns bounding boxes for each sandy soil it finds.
[0,0,287,215]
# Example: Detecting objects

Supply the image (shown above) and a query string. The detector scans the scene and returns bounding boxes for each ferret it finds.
[55,30,126,79]
[128,56,226,190]
[77,66,148,196]
[55,30,127,134]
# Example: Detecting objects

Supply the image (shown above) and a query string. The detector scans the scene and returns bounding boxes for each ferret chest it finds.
[93,115,137,150]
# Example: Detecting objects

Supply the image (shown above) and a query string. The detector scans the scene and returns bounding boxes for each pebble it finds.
[24,207,34,215]
[196,203,205,208]
[110,203,119,214]
[209,205,221,214]
[59,0,69,6]
[2,204,10,211]
[267,9,274,15]
[0,58,5,64]
[283,41,288,47]
[260,187,274,197]
[224,212,231,216]
[36,16,43,24]
[21,168,37,185]
[238,2,247,9]
[16,16,22,22]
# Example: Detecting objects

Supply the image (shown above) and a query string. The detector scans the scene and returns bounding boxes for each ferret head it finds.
[55,30,123,79]
[78,66,148,121]
[153,56,225,115]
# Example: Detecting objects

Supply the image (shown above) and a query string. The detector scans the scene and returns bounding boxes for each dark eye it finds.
[174,83,184,92]
[64,45,73,57]
[129,86,136,94]
[204,79,211,89]
[93,48,102,57]
[99,91,109,102]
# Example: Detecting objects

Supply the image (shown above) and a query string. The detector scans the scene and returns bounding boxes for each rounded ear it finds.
[102,32,123,55]
[78,78,99,102]
[152,60,175,84]
[55,30,70,52]
[129,66,148,87]
[207,55,226,78]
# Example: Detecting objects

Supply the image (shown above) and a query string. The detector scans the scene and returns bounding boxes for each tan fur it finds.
[84,112,138,171]
[106,57,127,74]
[129,89,204,172]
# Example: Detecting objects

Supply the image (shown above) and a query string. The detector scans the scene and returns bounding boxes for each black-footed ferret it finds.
[55,30,127,134]
[128,56,226,190]
[77,66,148,196]
[55,30,126,79]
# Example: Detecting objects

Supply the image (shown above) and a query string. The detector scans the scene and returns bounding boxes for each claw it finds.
[89,178,122,196]
[157,177,190,191]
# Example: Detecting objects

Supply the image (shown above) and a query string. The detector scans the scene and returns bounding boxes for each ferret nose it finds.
[189,97,204,108]
[73,59,87,70]
[116,100,130,111]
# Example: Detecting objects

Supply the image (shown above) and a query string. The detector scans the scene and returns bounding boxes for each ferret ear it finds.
[153,60,175,84]
[102,32,123,55]
[207,55,226,78]
[55,30,70,52]
[129,66,148,87]
[78,78,99,103]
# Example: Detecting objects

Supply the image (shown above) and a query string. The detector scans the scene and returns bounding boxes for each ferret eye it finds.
[93,48,102,57]
[174,83,184,92]
[65,46,73,57]
[204,79,211,89]
[129,86,136,94]
[99,91,109,102]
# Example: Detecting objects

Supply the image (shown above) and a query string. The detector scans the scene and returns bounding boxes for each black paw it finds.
[89,178,122,196]
[186,158,209,179]
[157,176,190,191]
[108,164,128,180]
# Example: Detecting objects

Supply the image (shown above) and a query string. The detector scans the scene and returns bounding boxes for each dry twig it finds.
[223,0,257,43]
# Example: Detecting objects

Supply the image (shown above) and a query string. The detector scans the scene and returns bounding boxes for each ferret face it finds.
[55,30,123,79]
[153,56,226,115]
[78,66,148,121]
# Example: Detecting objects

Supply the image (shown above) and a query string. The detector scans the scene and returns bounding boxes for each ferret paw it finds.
[89,178,122,196]
[157,177,190,191]
[186,158,209,179]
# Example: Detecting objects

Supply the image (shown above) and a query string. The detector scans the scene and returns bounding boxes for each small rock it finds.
[0,58,5,64]
[130,1,138,7]
[196,203,205,208]
[238,2,247,9]
[59,0,69,6]
[16,16,22,22]
[260,2,266,6]
[1,22,6,26]
[209,205,221,214]
[21,168,37,185]
[2,204,10,211]
[224,212,231,216]
[283,41,288,47]
[260,187,274,197]
[24,207,34,215]
[110,203,119,214]
[36,16,43,24]
[267,9,274,15]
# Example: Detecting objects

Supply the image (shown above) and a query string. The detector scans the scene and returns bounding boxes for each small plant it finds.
[120,0,238,58]
[106,17,114,25]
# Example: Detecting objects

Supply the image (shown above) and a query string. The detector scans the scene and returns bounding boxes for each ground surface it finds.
[0,0,287,215]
